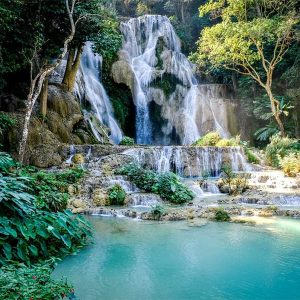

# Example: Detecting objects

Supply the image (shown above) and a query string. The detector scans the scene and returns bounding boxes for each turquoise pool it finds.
[53,217,300,300]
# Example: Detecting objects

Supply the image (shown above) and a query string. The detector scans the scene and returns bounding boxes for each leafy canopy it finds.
[193,0,298,73]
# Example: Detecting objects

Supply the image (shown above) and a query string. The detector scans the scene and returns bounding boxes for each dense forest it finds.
[0,0,300,299]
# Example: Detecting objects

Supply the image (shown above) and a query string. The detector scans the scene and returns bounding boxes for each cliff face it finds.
[4,85,109,167]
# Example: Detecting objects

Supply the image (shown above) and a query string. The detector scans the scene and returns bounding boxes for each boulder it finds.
[92,188,110,207]
[111,61,135,92]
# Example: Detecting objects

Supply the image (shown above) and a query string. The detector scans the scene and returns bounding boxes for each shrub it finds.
[150,204,165,220]
[0,112,15,137]
[219,164,249,195]
[118,163,157,191]
[119,136,135,146]
[108,184,126,205]
[0,262,75,299]
[215,136,240,147]
[265,134,300,167]
[279,152,300,177]
[152,173,195,204]
[18,167,86,212]
[214,208,231,222]
[244,147,259,164]
[192,132,221,146]
[117,164,194,204]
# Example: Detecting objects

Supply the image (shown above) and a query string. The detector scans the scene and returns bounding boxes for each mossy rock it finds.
[73,153,85,164]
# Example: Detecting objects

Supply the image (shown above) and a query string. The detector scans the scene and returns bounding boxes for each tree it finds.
[61,0,120,92]
[193,0,299,137]
[18,0,82,163]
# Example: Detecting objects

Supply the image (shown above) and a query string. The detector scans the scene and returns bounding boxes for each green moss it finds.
[155,37,165,69]
[104,77,135,137]
[151,73,183,98]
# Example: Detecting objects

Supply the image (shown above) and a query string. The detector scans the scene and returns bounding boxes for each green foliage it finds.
[244,147,259,164]
[0,261,74,299]
[118,163,157,192]
[0,151,15,172]
[93,14,122,70]
[0,112,15,136]
[120,136,135,146]
[117,164,194,204]
[219,164,249,195]
[215,136,240,147]
[108,184,126,206]
[18,167,86,212]
[265,134,300,168]
[214,208,231,222]
[150,73,184,98]
[150,204,165,220]
[193,0,299,136]
[0,211,91,265]
[192,132,240,147]
[279,152,300,177]
[192,132,221,146]
[0,153,92,266]
[152,173,195,204]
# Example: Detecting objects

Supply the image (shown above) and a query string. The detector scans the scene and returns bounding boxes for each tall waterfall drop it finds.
[75,42,123,144]
[112,15,230,145]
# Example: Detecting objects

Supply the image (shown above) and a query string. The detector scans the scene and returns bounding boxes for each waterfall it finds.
[115,15,230,145]
[75,42,123,144]
[123,146,251,177]
[65,145,76,164]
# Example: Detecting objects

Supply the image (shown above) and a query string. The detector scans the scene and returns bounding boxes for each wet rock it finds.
[92,188,109,207]
[72,199,86,209]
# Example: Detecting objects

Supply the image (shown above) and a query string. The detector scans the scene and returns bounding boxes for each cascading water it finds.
[75,42,123,144]
[123,146,251,177]
[115,15,230,145]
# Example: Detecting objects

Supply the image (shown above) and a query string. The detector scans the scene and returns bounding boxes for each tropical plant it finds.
[265,134,300,167]
[279,152,300,177]
[108,184,126,206]
[152,173,194,204]
[219,164,249,195]
[117,164,194,204]
[192,132,221,146]
[0,151,15,172]
[0,112,15,137]
[119,136,135,146]
[0,261,75,299]
[214,208,231,222]
[0,153,92,266]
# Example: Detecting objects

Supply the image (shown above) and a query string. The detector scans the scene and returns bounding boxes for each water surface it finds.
[53,217,300,300]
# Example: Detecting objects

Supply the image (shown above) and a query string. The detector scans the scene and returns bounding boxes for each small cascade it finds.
[116,15,228,145]
[75,42,123,144]
[206,182,221,194]
[126,193,161,207]
[248,171,300,192]
[123,146,250,177]
[104,176,140,193]
[66,145,76,164]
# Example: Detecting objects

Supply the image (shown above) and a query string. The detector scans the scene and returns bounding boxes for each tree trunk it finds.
[231,73,238,97]
[266,88,286,137]
[62,45,83,92]
[39,76,48,117]
[181,2,185,23]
